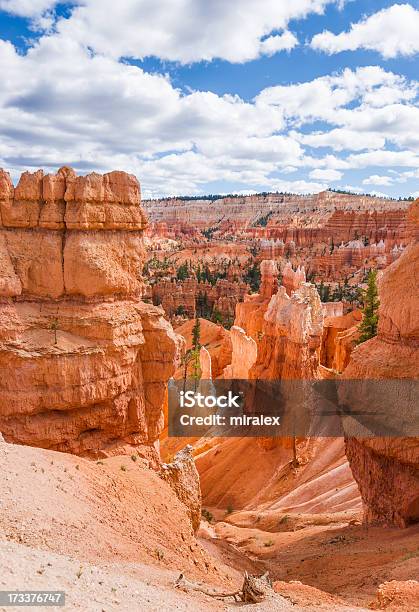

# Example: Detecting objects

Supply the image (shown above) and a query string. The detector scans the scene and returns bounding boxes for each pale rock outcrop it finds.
[322,302,344,318]
[235,259,278,340]
[199,345,212,379]
[161,445,201,532]
[234,260,324,379]
[259,259,278,299]
[251,283,323,380]
[342,240,419,527]
[282,262,306,296]
[222,326,257,379]
[0,168,181,458]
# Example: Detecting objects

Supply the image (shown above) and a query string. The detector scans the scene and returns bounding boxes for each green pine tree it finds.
[191,317,202,385]
[176,263,189,281]
[192,317,201,351]
[357,270,380,344]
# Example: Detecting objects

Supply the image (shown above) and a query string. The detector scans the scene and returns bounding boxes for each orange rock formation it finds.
[0,168,181,458]
[321,309,362,372]
[195,259,358,510]
[342,237,419,527]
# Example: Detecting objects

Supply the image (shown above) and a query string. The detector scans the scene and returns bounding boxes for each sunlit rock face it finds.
[321,309,362,373]
[222,326,257,379]
[342,233,419,527]
[0,168,181,458]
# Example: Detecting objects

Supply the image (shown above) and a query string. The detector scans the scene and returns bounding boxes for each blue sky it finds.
[0,0,418,198]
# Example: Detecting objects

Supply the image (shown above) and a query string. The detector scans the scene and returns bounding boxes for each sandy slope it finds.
[0,540,225,612]
[196,437,360,515]
[1,438,417,611]
[0,438,297,611]
[0,439,237,586]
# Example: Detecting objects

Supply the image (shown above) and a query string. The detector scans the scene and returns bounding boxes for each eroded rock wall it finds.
[0,168,181,458]
[342,238,419,527]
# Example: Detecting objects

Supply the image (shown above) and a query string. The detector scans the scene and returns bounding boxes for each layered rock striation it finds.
[0,168,181,457]
[342,237,419,527]
[145,191,412,235]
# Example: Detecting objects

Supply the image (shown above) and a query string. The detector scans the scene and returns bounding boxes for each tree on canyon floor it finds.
[357,269,380,344]
[211,308,223,324]
[189,317,202,385]
[175,305,186,316]
[244,260,261,292]
[196,291,211,318]
[192,316,201,351]
[176,262,190,281]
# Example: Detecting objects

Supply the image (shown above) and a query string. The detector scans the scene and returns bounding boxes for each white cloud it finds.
[268,179,328,193]
[0,16,417,197]
[311,4,419,58]
[362,174,393,186]
[0,0,57,16]
[256,66,416,124]
[259,31,298,55]
[347,150,419,169]
[0,35,294,195]
[294,129,385,151]
[309,168,342,181]
[50,0,345,64]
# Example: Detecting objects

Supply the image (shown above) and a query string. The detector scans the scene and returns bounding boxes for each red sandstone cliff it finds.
[144,191,412,235]
[342,236,419,527]
[0,168,181,458]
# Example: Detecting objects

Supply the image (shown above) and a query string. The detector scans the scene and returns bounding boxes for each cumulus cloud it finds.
[309,168,342,181]
[0,0,57,16]
[311,4,419,58]
[46,0,348,64]
[0,12,417,197]
[259,31,298,55]
[294,129,386,151]
[257,66,417,122]
[347,150,419,169]
[362,174,393,186]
